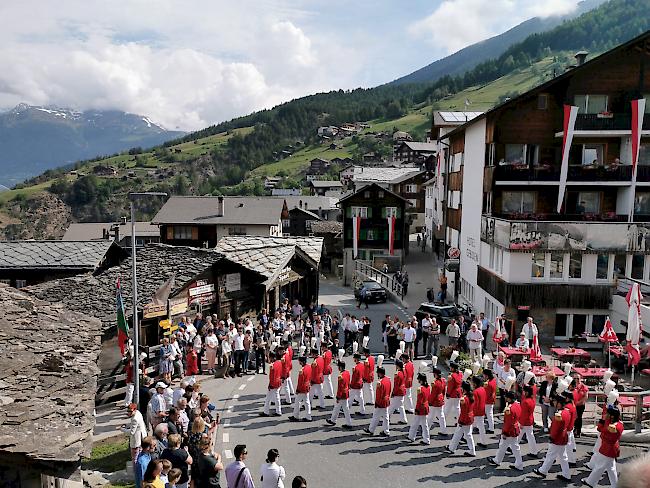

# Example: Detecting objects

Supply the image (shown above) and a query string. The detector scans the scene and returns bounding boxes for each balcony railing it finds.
[492,164,634,182]
[481,215,650,252]
[492,212,628,222]
[574,113,650,131]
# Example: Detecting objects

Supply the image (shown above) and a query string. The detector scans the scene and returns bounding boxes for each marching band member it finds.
[427,367,447,437]
[518,385,539,457]
[562,390,578,467]
[278,347,292,405]
[402,353,415,413]
[534,393,572,482]
[582,406,624,488]
[407,373,431,445]
[326,360,353,429]
[365,367,391,437]
[289,357,312,422]
[362,349,376,405]
[389,360,408,424]
[447,381,476,457]
[284,340,295,395]
[309,348,325,409]
[471,376,488,447]
[483,369,497,433]
[490,390,524,471]
[350,353,367,415]
[261,351,282,417]
[322,345,335,400]
[443,362,462,433]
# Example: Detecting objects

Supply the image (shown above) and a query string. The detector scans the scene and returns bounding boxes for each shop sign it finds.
[143,302,167,319]
[225,273,241,292]
[169,296,188,316]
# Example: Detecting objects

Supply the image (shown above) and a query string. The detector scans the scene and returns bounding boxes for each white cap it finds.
[604,379,616,395]
[352,341,359,354]
[362,336,370,348]
[377,354,385,368]
[603,369,614,382]
[431,355,438,368]
[155,381,167,389]
[607,389,620,405]
[472,361,481,375]
[338,348,345,361]
[563,362,573,376]
[140,352,148,361]
[521,360,531,372]
[505,377,516,391]
[450,350,459,363]
[524,371,535,384]
[556,378,570,395]
[462,369,472,381]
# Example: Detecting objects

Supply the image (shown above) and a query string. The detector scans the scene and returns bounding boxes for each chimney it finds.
[218,196,225,216]
[121,216,127,225]
[102,228,109,239]
[574,51,588,66]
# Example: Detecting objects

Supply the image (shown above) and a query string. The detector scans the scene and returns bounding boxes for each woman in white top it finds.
[260,448,286,488]
[205,329,219,374]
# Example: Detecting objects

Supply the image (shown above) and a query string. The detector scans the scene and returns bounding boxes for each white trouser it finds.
[494,436,524,470]
[518,425,538,455]
[363,382,375,404]
[330,399,352,426]
[449,424,475,455]
[349,388,366,414]
[124,383,134,406]
[309,383,325,408]
[281,379,292,404]
[286,376,295,395]
[443,398,461,433]
[469,347,482,361]
[472,415,487,445]
[427,406,447,432]
[585,452,618,488]
[408,415,430,444]
[404,387,414,412]
[292,392,311,420]
[587,437,603,468]
[323,374,334,398]
[389,395,407,423]
[539,443,570,478]
[264,388,282,415]
[567,430,576,463]
[485,404,495,431]
[369,407,390,434]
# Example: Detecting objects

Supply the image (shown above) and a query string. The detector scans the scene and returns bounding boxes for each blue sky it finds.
[0,0,585,130]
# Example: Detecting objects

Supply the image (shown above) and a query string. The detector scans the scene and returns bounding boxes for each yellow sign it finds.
[159,319,172,329]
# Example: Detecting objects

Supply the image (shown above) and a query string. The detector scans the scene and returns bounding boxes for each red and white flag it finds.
[352,214,361,259]
[631,99,646,173]
[625,283,643,367]
[531,333,542,360]
[387,215,396,255]
[557,105,579,213]
[434,150,444,230]
[599,317,618,343]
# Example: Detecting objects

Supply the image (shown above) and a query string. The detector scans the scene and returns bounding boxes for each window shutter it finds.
[346,207,351,218]
[360,229,367,240]
[166,226,173,240]
[381,207,386,218]
[396,207,401,218]
[191,226,199,240]
[367,207,372,218]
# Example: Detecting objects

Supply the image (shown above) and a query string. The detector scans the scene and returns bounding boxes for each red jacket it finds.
[351,362,364,389]
[485,378,497,405]
[502,401,522,437]
[520,396,535,427]
[296,364,312,394]
[375,376,391,408]
[458,394,474,425]
[598,419,623,459]
[472,386,487,417]
[430,378,446,407]
[284,350,293,372]
[269,360,283,389]
[336,370,351,400]
[565,402,577,431]
[549,408,571,445]
[311,357,324,384]
[281,356,290,380]
[186,351,199,375]
[415,385,430,416]
[392,371,406,397]
[573,383,589,406]
[322,350,333,375]
[446,372,462,398]
[363,356,375,383]
[403,361,414,388]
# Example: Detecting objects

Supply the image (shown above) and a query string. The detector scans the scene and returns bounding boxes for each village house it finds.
[394,141,437,164]
[308,179,344,196]
[62,219,161,250]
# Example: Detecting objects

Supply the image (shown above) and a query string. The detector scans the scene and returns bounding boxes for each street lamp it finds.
[129,191,167,406]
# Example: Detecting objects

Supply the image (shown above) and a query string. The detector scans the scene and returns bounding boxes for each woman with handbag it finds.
[260,449,286,488]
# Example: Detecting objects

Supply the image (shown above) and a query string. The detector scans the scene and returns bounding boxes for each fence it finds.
[586,389,650,434]
[354,260,405,299]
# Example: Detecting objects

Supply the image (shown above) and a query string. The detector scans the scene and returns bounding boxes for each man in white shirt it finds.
[291,299,303,319]
[402,322,416,360]
[521,317,538,343]
[232,327,246,377]
[496,359,516,411]
[126,403,147,463]
[446,319,460,347]
[467,323,484,361]
[172,380,188,407]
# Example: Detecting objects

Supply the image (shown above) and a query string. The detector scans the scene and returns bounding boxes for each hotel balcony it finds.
[481,215,650,253]
[573,113,650,132]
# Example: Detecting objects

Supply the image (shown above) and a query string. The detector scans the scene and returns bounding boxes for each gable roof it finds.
[309,180,344,188]
[0,240,119,270]
[152,196,284,225]
[289,206,323,220]
[442,30,650,141]
[338,183,409,204]
[62,221,159,241]
[310,220,343,235]
[397,141,437,152]
[279,195,339,211]
[351,166,424,185]
[433,111,483,126]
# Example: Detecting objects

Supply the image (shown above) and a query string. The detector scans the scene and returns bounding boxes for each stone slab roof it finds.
[309,180,343,188]
[62,221,159,241]
[351,167,423,185]
[152,196,284,225]
[310,220,343,235]
[0,284,101,467]
[0,240,116,270]
[277,195,339,211]
[26,244,225,330]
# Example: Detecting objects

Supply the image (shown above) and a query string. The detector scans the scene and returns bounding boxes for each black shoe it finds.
[581,479,594,487]
[363,428,372,434]
[533,469,546,478]
[445,447,454,454]
[288,416,299,422]
[302,418,312,422]
[477,443,488,448]
[463,452,476,457]
[569,462,578,468]
[486,429,495,434]
[420,440,430,446]
[558,475,572,482]
[273,413,282,417]
[342,424,352,429]
[259,412,270,417]
[398,421,408,425]
[325,419,335,426]
[526,453,539,459]
[380,431,389,437]
[510,464,524,472]
[488,458,499,466]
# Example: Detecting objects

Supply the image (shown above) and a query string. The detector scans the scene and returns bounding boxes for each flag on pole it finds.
[434,150,444,230]
[116,279,129,355]
[625,283,643,367]
[557,105,579,213]
[352,214,361,259]
[531,333,542,360]
[387,215,396,255]
[599,317,618,343]
[631,99,646,172]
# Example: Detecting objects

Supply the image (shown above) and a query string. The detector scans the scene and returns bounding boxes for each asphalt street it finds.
[201,280,643,488]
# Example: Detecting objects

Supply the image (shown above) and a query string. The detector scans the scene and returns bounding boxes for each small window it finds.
[351,206,368,218]
[15,279,27,289]
[408,199,417,208]
[549,252,564,279]
[635,192,650,214]
[378,191,384,198]
[577,192,600,214]
[364,191,371,198]
[367,229,375,240]
[404,184,418,193]
[631,254,644,279]
[569,253,582,279]
[385,207,398,218]
[596,254,610,279]
[575,94,608,114]
[582,144,604,166]
[173,225,193,239]
[282,219,290,227]
[537,94,548,110]
[502,191,535,213]
[613,254,627,277]
[505,144,525,165]
[532,252,545,278]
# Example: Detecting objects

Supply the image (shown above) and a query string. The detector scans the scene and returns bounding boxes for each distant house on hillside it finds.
[392,131,412,142]
[62,220,160,250]
[309,179,344,196]
[264,176,282,189]
[92,165,117,176]
[394,141,437,164]
[317,126,338,137]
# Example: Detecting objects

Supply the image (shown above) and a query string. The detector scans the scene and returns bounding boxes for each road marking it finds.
[232,394,240,399]
[222,433,229,443]
[223,419,231,427]
[248,376,255,382]
[238,384,247,390]
[224,449,233,459]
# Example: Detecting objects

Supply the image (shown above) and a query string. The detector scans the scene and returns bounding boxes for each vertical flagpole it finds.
[131,200,140,406]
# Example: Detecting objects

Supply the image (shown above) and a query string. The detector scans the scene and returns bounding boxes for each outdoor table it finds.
[550,347,591,365]
[609,345,625,358]
[572,367,617,386]
[616,395,650,410]
[499,346,532,365]
[531,365,565,378]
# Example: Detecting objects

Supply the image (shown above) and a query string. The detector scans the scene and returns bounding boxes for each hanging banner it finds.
[631,99,646,171]
[434,150,444,230]
[557,105,579,213]
[352,215,361,258]
[387,215,396,255]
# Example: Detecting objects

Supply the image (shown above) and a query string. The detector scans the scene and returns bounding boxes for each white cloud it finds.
[0,1,359,130]
[409,0,582,54]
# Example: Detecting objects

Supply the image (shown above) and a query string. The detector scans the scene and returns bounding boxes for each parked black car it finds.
[354,280,388,303]
[414,303,461,334]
